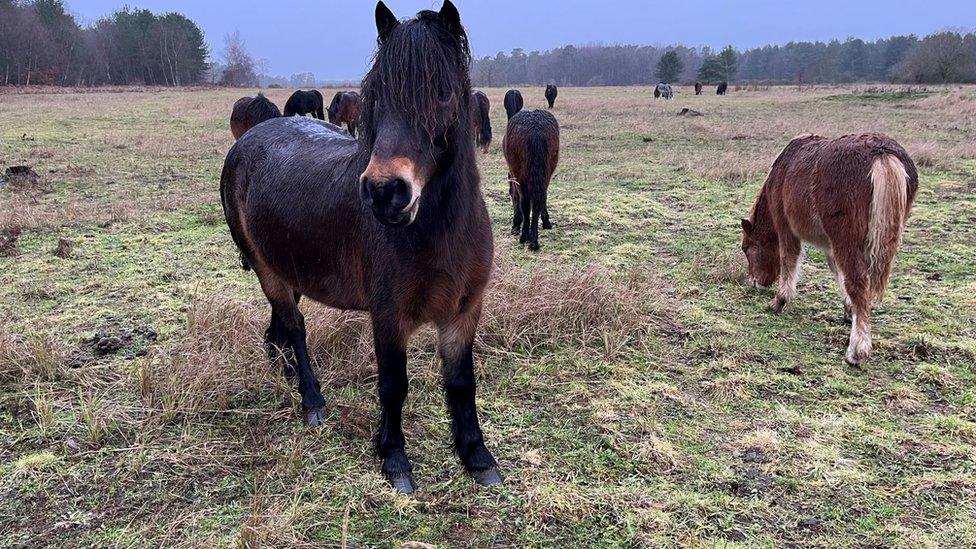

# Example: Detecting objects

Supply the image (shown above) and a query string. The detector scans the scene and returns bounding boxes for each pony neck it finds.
[750,182,776,240]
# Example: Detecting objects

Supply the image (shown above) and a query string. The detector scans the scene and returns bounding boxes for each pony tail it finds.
[526,135,549,209]
[477,98,492,150]
[866,154,910,302]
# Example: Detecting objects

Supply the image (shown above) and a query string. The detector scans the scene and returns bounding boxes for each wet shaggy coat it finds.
[471,90,492,153]
[230,94,281,139]
[327,91,361,136]
[504,89,523,119]
[717,81,728,95]
[741,133,918,365]
[503,109,559,251]
[545,84,558,108]
[220,0,501,494]
[284,89,325,119]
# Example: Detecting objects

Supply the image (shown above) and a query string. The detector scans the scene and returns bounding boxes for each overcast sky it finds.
[68,0,972,81]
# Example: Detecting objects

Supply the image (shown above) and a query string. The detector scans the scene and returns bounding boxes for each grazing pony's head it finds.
[358,0,472,227]
[740,194,780,289]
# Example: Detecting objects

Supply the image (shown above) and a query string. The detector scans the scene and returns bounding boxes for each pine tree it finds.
[655,50,684,83]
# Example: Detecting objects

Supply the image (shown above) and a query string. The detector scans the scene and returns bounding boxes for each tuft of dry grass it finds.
[139,296,281,423]
[916,91,976,116]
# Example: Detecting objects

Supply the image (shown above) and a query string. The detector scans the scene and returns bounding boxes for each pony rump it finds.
[360,7,473,146]
[867,154,910,302]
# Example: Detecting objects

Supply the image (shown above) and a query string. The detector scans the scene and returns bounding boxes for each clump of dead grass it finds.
[679,150,771,183]
[0,324,66,382]
[916,91,976,116]
[691,248,746,284]
[138,296,280,422]
[480,251,672,357]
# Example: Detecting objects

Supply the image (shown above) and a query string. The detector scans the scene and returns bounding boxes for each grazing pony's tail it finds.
[866,154,910,302]
[526,134,549,216]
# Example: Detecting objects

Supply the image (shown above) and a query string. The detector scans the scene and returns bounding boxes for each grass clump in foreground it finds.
[1,85,975,546]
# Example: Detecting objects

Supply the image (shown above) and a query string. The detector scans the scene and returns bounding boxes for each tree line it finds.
[0,0,207,86]
[473,30,976,87]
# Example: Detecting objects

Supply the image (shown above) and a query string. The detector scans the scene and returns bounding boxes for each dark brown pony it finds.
[741,133,918,365]
[221,0,500,493]
[545,84,558,108]
[503,109,559,251]
[230,93,281,139]
[717,81,728,95]
[471,90,491,154]
[694,82,703,95]
[504,89,523,119]
[284,89,325,119]
[327,91,361,137]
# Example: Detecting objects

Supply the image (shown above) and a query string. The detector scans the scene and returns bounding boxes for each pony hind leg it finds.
[258,275,325,425]
[509,176,522,235]
[836,249,873,365]
[827,250,853,321]
[541,203,552,230]
[371,315,415,493]
[770,235,802,313]
[518,186,532,245]
[437,304,501,486]
[527,190,544,251]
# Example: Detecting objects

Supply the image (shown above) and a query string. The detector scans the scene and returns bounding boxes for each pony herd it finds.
[220,0,920,494]
[655,80,727,99]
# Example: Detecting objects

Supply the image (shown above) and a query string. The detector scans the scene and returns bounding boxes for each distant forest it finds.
[474,31,976,86]
[1,0,975,88]
[0,0,207,86]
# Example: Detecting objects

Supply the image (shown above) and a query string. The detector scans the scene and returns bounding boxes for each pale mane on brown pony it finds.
[741,133,918,365]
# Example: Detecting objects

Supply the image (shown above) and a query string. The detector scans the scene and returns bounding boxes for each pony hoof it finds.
[469,466,503,487]
[305,408,326,427]
[542,223,552,230]
[769,297,787,313]
[528,242,540,252]
[386,473,417,494]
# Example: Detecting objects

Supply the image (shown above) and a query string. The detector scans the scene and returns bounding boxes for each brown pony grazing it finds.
[741,133,918,365]
[694,82,703,95]
[327,91,361,137]
[230,94,281,139]
[471,90,491,153]
[503,109,559,251]
[221,0,500,494]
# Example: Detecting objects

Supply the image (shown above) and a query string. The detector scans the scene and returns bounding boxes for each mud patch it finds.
[87,325,158,359]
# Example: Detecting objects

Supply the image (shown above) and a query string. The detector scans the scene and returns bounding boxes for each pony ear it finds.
[439,0,463,39]
[375,1,398,43]
[741,218,753,233]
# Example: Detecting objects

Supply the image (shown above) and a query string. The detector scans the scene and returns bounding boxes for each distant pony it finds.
[694,82,703,95]
[545,84,558,108]
[504,89,524,120]
[284,89,325,119]
[471,90,492,154]
[230,93,281,139]
[327,91,361,136]
[741,133,918,366]
[503,109,559,251]
[654,83,673,99]
[717,81,728,95]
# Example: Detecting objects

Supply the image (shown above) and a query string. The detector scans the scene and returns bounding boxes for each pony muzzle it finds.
[360,157,425,226]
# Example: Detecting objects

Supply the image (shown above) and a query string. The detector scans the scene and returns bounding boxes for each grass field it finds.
[1,84,975,547]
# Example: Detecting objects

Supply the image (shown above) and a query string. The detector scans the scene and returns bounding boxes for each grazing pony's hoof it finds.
[769,296,787,313]
[305,408,326,427]
[542,220,552,230]
[387,473,418,494]
[469,466,503,487]
[528,242,540,252]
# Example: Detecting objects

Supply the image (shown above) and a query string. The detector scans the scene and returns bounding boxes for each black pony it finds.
[717,81,728,95]
[504,89,523,119]
[545,84,557,108]
[221,0,500,494]
[471,90,492,153]
[284,89,325,119]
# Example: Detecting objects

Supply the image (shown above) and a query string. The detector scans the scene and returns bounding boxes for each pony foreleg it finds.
[509,177,522,235]
[371,318,415,493]
[771,237,802,313]
[437,306,501,486]
[519,186,532,244]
